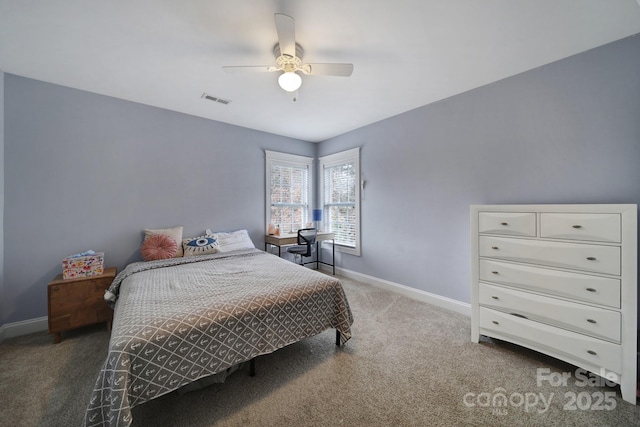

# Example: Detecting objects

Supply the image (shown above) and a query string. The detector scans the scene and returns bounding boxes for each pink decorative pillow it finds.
[141,234,178,261]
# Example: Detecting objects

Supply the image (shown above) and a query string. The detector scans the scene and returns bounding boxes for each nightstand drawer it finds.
[479,260,620,308]
[49,310,100,331]
[49,285,108,315]
[478,212,536,237]
[541,213,621,243]
[479,283,621,342]
[479,236,620,275]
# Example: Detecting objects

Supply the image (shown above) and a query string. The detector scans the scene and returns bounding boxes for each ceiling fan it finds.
[222,13,354,99]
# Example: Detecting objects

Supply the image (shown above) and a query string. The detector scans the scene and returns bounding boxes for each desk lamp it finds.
[312,209,322,231]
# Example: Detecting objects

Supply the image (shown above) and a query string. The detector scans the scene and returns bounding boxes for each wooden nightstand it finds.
[47,267,117,343]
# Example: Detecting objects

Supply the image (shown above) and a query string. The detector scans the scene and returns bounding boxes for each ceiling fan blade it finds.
[304,63,354,77]
[274,13,296,57]
[222,65,278,74]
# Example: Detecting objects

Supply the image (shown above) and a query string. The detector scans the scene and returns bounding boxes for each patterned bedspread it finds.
[84,249,353,427]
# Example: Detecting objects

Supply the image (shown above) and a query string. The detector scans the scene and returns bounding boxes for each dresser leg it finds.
[53,333,61,344]
[106,321,112,332]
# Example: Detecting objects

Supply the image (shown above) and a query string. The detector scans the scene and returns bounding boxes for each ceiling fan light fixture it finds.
[278,71,302,92]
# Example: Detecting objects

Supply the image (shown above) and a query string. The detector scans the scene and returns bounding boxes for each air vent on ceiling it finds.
[201,93,231,105]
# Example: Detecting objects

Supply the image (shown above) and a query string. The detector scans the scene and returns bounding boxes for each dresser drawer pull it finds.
[491,296,499,300]
[587,319,597,324]
[510,313,528,319]
[585,288,597,293]
[492,320,499,325]
[586,257,597,261]
[491,246,499,250]
[587,350,597,356]
[572,225,583,229]
[491,271,499,275]
[500,222,508,226]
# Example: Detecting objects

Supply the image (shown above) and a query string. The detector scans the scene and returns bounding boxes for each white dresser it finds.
[471,204,637,404]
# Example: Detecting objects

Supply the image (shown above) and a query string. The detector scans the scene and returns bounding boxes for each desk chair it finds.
[287,228,317,265]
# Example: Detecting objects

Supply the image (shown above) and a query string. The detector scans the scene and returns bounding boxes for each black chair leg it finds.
[249,358,256,377]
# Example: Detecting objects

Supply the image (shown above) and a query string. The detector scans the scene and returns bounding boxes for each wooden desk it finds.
[265,232,335,275]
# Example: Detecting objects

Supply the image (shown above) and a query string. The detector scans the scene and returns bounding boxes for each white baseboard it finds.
[321,265,471,316]
[0,316,48,343]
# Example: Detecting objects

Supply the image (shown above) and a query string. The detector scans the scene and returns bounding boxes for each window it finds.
[319,147,360,256]
[265,151,313,233]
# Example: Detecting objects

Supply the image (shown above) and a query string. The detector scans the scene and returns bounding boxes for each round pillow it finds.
[141,234,178,261]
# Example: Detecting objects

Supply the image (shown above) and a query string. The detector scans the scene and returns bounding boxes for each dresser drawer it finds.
[479,236,620,275]
[540,213,621,243]
[479,283,621,342]
[479,307,621,375]
[479,260,620,308]
[478,212,536,237]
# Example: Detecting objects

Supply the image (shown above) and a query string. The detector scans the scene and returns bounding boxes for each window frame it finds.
[265,150,314,233]
[319,147,361,256]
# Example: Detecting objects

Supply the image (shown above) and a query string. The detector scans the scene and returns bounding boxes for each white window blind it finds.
[320,147,360,256]
[265,151,312,233]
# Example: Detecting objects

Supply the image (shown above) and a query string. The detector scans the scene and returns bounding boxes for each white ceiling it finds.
[1,1,640,142]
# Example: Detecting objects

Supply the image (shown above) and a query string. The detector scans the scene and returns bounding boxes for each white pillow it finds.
[144,226,184,257]
[206,229,255,252]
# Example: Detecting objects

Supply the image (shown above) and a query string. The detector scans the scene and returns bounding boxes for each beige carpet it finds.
[1,276,639,426]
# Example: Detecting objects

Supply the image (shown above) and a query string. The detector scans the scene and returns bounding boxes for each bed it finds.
[83,247,353,427]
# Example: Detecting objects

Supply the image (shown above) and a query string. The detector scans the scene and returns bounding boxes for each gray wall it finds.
[0,70,5,326]
[318,35,640,305]
[3,75,314,324]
